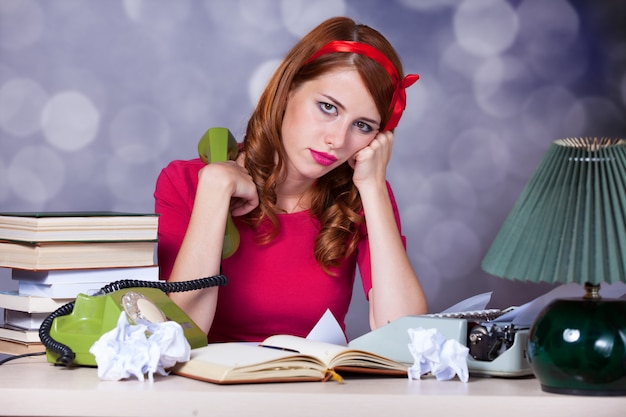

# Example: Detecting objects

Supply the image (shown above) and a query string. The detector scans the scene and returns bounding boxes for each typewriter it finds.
[348,308,532,377]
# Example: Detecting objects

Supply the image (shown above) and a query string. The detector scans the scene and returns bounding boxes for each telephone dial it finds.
[40,127,239,367]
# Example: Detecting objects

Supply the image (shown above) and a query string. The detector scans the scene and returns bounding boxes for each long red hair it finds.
[241,16,406,272]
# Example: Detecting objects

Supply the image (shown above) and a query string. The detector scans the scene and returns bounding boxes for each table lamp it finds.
[481,137,626,396]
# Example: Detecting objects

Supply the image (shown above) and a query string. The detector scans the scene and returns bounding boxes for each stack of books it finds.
[0,291,72,354]
[0,211,160,355]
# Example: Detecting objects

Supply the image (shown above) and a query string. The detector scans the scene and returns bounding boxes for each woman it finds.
[154,16,427,343]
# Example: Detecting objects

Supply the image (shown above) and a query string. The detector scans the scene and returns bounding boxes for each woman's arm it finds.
[352,132,427,330]
[156,158,257,334]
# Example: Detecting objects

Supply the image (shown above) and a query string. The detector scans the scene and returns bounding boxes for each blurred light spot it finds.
[397,0,458,12]
[401,202,452,301]
[42,91,100,152]
[504,140,549,183]
[517,0,580,54]
[422,220,482,280]
[108,35,163,94]
[239,0,284,31]
[411,256,442,308]
[474,55,534,118]
[471,206,511,242]
[429,93,493,157]
[453,0,519,57]
[152,63,215,125]
[516,0,582,83]
[576,97,624,136]
[48,67,108,113]
[109,104,170,164]
[281,0,346,38]
[449,127,510,191]
[105,158,155,203]
[248,59,281,106]
[0,159,7,203]
[521,85,585,144]
[8,145,65,204]
[63,148,100,186]
[201,0,289,53]
[46,0,83,13]
[123,0,191,31]
[0,77,48,137]
[420,172,477,218]
[517,0,579,50]
[388,171,426,207]
[401,203,447,242]
[0,63,16,85]
[0,0,44,50]
[392,80,445,162]
[439,42,485,82]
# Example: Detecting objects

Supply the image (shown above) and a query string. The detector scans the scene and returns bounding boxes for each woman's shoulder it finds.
[156,158,205,193]
[159,158,204,179]
[162,157,205,173]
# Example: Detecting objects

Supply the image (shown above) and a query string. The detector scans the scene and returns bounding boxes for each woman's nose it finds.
[325,122,349,149]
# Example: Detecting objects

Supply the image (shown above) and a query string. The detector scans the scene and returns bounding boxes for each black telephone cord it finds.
[38,274,228,366]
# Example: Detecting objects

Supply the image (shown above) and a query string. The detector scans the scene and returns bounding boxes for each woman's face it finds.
[280,68,381,182]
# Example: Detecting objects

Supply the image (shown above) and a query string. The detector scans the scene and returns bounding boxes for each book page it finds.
[261,335,349,367]
[191,342,298,368]
[174,342,326,383]
[261,335,407,373]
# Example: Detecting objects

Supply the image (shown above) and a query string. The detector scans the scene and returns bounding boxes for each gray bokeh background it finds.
[1,0,624,339]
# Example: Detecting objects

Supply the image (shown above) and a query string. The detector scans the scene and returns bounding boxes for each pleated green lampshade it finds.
[482,137,626,285]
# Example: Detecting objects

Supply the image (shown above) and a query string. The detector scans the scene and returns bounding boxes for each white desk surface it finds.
[0,355,623,417]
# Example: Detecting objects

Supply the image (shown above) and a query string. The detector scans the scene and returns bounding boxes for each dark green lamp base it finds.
[527,287,626,396]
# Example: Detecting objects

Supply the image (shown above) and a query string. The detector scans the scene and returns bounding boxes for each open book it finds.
[172,334,409,384]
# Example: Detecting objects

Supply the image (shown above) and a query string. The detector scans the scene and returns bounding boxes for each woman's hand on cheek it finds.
[351,131,394,189]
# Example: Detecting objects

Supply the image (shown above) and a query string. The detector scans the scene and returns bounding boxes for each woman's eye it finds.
[354,120,373,133]
[319,102,337,115]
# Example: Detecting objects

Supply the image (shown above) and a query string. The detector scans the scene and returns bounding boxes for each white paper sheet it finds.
[306,309,347,346]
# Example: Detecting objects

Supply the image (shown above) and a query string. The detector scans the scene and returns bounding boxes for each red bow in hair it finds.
[305,40,419,131]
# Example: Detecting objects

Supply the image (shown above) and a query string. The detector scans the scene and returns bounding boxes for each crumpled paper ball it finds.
[407,327,469,382]
[89,311,191,382]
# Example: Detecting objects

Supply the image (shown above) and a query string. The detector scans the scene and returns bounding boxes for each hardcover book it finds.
[17,281,117,298]
[0,338,45,355]
[0,211,159,243]
[172,334,408,384]
[0,241,156,270]
[12,265,159,284]
[0,324,40,343]
[0,291,73,313]
[3,309,49,330]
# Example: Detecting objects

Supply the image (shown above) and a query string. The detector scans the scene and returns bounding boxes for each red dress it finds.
[154,158,405,342]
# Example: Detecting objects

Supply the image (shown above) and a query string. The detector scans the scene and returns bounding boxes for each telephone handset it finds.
[197,126,240,259]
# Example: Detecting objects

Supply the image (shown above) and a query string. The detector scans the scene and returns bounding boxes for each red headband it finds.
[305,40,419,131]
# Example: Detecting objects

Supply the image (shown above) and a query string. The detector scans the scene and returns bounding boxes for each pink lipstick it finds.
[310,149,337,167]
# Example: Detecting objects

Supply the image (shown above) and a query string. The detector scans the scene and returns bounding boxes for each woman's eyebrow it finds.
[322,93,345,110]
[321,94,380,126]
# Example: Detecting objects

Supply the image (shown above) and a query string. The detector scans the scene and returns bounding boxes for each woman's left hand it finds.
[350,130,394,189]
